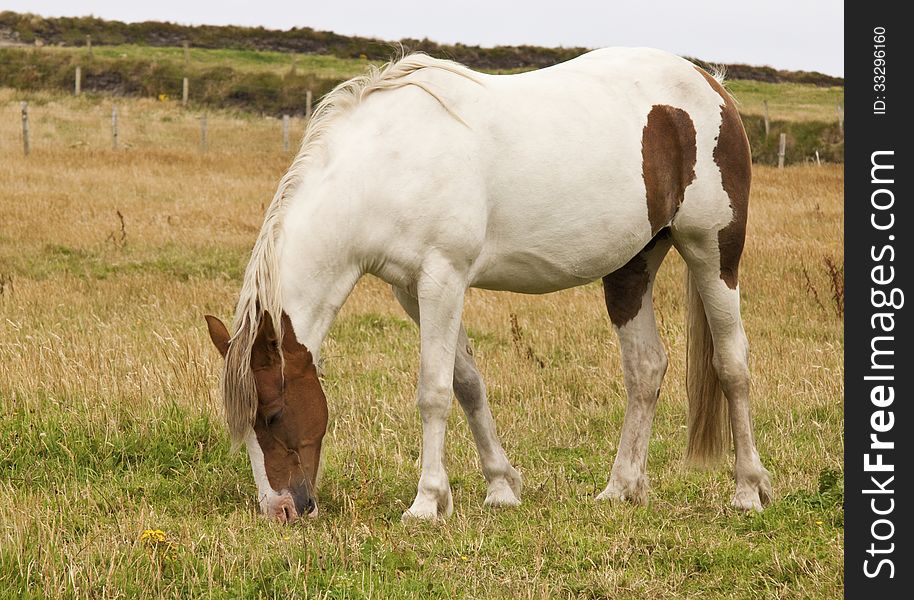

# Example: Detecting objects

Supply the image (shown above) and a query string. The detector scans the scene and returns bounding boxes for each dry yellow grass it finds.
[0,88,843,598]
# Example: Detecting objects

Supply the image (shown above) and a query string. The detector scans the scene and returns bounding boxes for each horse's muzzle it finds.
[288,484,318,519]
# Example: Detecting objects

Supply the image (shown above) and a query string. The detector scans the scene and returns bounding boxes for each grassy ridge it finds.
[1,46,342,116]
[2,10,843,85]
[2,46,844,164]
[0,88,844,598]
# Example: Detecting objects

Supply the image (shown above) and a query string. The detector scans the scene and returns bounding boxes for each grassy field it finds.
[726,80,844,122]
[73,44,846,109]
[10,44,843,116]
[39,44,375,79]
[0,90,843,598]
[2,45,844,165]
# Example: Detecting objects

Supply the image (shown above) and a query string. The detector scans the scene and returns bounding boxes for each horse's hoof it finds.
[484,479,521,507]
[732,476,772,512]
[596,474,649,505]
[402,488,453,522]
[401,507,439,522]
[731,491,764,512]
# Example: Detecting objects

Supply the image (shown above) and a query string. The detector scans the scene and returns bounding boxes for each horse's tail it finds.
[684,269,729,466]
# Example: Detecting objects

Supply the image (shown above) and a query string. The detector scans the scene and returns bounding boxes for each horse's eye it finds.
[265,409,283,428]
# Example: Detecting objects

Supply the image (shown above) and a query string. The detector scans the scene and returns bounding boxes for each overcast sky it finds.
[5,1,844,76]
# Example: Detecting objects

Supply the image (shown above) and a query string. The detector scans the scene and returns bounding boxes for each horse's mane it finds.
[221,52,480,445]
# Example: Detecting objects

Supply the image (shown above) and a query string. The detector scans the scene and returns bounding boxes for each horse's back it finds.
[324,49,741,294]
[458,49,734,292]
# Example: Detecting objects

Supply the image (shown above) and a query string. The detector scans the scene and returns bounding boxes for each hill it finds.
[2,11,843,86]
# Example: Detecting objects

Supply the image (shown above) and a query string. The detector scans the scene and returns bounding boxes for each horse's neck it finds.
[277,209,362,365]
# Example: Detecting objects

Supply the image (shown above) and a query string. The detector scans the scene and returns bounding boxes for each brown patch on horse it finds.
[694,67,752,289]
[603,231,672,326]
[602,232,669,327]
[641,105,697,234]
[249,311,327,514]
[602,253,648,327]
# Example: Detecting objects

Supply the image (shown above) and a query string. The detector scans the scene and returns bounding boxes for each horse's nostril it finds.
[288,485,315,517]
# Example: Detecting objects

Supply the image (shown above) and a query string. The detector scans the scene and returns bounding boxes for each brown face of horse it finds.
[205,311,328,522]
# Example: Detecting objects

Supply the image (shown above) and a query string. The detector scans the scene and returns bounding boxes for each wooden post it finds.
[305,89,313,119]
[86,35,92,57]
[111,106,119,150]
[777,133,787,168]
[762,100,770,138]
[183,41,190,65]
[200,114,208,152]
[282,114,290,151]
[20,101,29,157]
[182,77,189,107]
[815,150,821,166]
[75,66,81,96]
[837,102,844,135]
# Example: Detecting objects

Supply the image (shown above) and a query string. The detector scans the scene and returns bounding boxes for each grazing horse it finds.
[205,47,772,522]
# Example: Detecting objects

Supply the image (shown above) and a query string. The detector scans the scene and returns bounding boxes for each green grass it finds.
[0,395,843,598]
[727,80,844,122]
[3,242,245,282]
[43,44,374,79]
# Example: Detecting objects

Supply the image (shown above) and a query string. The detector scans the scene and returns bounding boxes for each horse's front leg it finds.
[393,286,522,509]
[402,266,467,521]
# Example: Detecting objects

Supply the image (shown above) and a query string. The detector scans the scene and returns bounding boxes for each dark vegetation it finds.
[0,47,336,115]
[742,114,844,164]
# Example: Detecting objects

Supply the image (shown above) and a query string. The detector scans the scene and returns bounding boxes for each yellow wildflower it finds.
[141,529,167,543]
[140,528,178,561]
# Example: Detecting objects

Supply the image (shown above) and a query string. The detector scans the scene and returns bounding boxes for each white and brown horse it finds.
[205,48,771,522]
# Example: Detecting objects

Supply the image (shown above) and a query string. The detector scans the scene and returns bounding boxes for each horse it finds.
[204,47,772,522]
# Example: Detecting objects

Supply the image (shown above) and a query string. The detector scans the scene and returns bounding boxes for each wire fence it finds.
[7,96,311,157]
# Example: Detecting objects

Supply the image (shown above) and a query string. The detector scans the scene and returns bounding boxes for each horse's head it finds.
[205,311,327,522]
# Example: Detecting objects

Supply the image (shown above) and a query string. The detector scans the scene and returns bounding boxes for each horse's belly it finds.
[470,254,607,293]
[469,208,648,294]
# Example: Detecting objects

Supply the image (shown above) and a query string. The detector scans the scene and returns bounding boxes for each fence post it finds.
[20,101,29,157]
[112,106,119,150]
[762,100,770,138]
[200,114,208,152]
[815,150,821,166]
[305,89,313,119]
[777,133,787,168]
[74,66,81,96]
[282,114,290,151]
[182,77,189,107]
[837,102,844,135]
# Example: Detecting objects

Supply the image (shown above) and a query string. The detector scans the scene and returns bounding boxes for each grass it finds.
[41,44,375,79]
[726,80,844,122]
[0,90,843,597]
[1,45,845,165]
[21,44,847,115]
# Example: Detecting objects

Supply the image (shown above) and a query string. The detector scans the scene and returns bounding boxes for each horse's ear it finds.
[256,310,277,343]
[204,315,230,358]
[251,311,279,365]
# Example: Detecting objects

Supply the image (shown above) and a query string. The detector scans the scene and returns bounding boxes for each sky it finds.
[3,1,844,76]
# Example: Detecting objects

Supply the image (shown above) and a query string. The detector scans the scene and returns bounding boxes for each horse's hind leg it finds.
[673,228,772,510]
[393,286,522,507]
[597,231,673,504]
